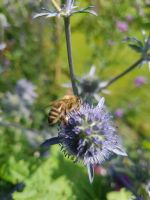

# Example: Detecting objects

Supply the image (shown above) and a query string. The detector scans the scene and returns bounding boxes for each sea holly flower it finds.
[134,76,147,87]
[15,79,38,106]
[1,79,38,118]
[62,66,110,101]
[126,14,134,22]
[116,21,128,33]
[33,0,97,19]
[76,66,110,99]
[114,108,125,118]
[41,98,127,183]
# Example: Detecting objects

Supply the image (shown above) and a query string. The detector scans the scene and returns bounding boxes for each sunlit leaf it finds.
[107,188,136,200]
[128,44,144,53]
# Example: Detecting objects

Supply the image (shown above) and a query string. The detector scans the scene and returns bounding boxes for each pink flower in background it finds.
[94,165,107,176]
[134,76,148,87]
[114,108,124,118]
[116,21,128,32]
[126,14,133,22]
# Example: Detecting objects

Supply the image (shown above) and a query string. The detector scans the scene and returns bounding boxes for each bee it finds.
[48,95,81,125]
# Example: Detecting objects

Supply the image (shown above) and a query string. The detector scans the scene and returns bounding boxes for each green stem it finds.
[64,17,78,96]
[100,57,143,90]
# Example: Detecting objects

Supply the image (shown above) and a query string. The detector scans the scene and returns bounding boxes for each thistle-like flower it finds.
[114,108,125,118]
[15,79,38,106]
[134,76,147,87]
[42,98,127,183]
[116,21,128,33]
[33,0,97,19]
[59,97,127,163]
[62,66,110,101]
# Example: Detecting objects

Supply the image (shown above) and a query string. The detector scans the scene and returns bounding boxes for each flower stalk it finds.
[100,57,143,90]
[64,17,79,96]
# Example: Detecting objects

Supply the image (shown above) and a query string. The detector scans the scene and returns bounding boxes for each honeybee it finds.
[48,95,81,125]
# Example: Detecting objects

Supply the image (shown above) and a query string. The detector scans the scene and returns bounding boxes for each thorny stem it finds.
[64,17,79,96]
[100,57,143,90]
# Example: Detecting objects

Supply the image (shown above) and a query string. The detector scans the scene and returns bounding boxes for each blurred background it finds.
[0,0,150,199]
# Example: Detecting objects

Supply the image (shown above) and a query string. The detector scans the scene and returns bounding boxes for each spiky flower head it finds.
[59,98,127,167]
[69,66,110,101]
[34,0,97,20]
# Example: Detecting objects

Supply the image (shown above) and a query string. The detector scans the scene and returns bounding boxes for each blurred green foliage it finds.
[0,0,150,199]
[107,188,135,200]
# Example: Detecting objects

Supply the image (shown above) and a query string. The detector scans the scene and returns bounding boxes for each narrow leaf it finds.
[33,12,57,19]
[128,44,144,53]
[40,137,62,148]
[39,137,62,157]
[72,9,97,16]
[111,146,127,156]
[123,37,143,48]
[33,12,49,19]
[97,97,105,108]
[87,164,94,183]
[46,13,58,18]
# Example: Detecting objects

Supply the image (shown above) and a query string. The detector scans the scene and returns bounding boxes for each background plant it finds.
[0,0,150,199]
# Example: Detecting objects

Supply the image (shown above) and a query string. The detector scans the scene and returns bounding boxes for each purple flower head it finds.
[134,76,147,87]
[116,21,128,33]
[59,98,127,167]
[114,108,124,118]
[94,165,107,176]
[126,14,133,22]
[2,92,31,117]
[78,66,100,95]
[15,79,38,105]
